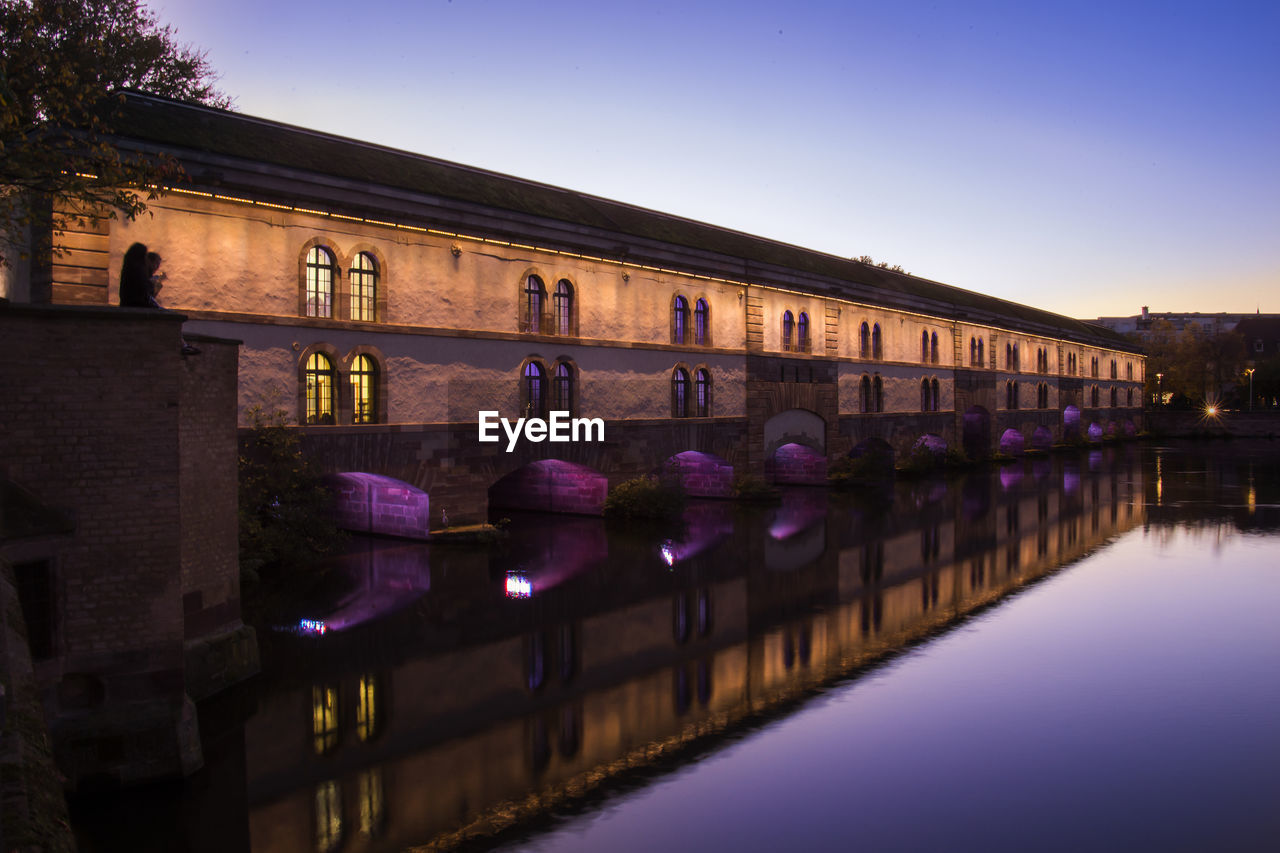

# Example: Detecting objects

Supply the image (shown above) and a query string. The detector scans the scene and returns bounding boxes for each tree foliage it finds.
[1141,319,1246,405]
[0,0,229,263]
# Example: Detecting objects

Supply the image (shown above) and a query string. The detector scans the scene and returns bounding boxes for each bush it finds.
[604,476,686,520]
[238,406,345,580]
[731,474,779,502]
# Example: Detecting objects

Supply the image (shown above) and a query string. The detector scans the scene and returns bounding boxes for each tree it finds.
[0,0,229,265]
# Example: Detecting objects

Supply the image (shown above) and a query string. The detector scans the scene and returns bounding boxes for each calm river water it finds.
[72,441,1280,852]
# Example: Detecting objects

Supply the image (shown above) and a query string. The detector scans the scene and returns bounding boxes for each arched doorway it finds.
[963,406,991,459]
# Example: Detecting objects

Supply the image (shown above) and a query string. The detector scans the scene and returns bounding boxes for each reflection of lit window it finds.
[358,769,384,839]
[356,674,378,742]
[312,685,339,754]
[315,779,342,852]
[673,595,690,643]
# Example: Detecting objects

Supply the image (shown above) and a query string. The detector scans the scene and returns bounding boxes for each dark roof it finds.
[108,92,1138,351]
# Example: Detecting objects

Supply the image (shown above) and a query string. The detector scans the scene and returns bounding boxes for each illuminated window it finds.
[357,769,385,839]
[356,674,379,742]
[695,368,711,416]
[694,298,709,346]
[672,367,690,417]
[315,780,342,852]
[523,275,545,333]
[523,361,545,417]
[350,355,376,424]
[305,247,334,318]
[673,295,689,344]
[782,310,794,351]
[349,252,377,321]
[554,279,573,336]
[798,312,810,352]
[312,685,339,754]
[860,322,871,358]
[553,362,574,414]
[305,353,336,425]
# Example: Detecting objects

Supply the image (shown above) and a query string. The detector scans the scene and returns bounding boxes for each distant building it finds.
[1090,306,1280,339]
[1234,317,1280,362]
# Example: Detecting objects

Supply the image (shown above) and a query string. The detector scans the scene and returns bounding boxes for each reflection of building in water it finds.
[245,455,1145,852]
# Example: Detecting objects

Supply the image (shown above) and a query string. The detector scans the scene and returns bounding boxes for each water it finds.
[71,441,1280,852]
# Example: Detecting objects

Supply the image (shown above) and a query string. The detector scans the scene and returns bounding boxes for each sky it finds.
[151,0,1279,319]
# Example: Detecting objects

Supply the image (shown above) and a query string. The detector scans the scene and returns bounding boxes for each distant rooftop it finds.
[107,91,1138,352]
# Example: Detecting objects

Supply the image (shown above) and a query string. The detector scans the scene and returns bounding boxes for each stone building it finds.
[31,92,1144,522]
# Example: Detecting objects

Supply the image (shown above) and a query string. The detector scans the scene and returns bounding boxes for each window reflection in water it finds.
[314,779,342,853]
[312,685,339,755]
[356,674,378,742]
[357,769,385,839]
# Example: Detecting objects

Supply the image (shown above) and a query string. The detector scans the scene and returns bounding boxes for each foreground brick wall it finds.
[0,302,251,783]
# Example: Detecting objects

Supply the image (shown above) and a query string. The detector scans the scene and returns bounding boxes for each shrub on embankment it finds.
[604,477,686,520]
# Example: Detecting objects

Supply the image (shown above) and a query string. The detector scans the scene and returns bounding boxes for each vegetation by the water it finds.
[731,475,780,502]
[604,477,686,520]
[238,407,345,610]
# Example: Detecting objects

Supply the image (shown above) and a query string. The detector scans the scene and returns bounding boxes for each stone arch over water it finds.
[998,428,1025,456]
[662,450,734,498]
[323,472,431,539]
[763,408,825,457]
[489,459,609,515]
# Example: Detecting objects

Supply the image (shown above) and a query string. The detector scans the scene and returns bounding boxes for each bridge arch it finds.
[763,408,825,457]
[488,459,609,515]
[1031,426,1054,451]
[662,450,735,498]
[998,428,1025,456]
[323,472,431,539]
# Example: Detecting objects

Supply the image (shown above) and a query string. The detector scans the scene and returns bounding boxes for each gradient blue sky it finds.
[152,0,1278,318]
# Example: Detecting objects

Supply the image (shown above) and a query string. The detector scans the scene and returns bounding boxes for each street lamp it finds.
[1245,368,1255,412]
[1156,372,1164,407]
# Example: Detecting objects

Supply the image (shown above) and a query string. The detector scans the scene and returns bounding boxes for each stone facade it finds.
[0,302,256,785]
[25,93,1146,522]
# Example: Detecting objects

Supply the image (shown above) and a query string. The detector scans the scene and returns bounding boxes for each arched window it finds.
[1091,385,1099,407]
[1006,343,1014,369]
[921,377,930,411]
[977,338,985,366]
[1091,357,1099,378]
[1126,362,1133,380]
[860,322,871,358]
[1006,381,1019,410]
[782,311,795,352]
[1013,343,1020,371]
[931,378,940,410]
[873,374,884,412]
[797,312,810,352]
[349,252,377,321]
[694,299,709,346]
[930,332,939,364]
[673,296,690,345]
[921,331,930,363]
[672,368,691,417]
[523,361,545,416]
[350,354,376,424]
[305,353,336,424]
[305,247,335,318]
[872,324,882,360]
[1110,387,1118,407]
[523,275,545,334]
[860,374,872,412]
[553,362,574,413]
[969,337,977,365]
[695,368,711,416]
[1126,387,1133,406]
[554,280,573,336]
[1110,359,1118,379]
